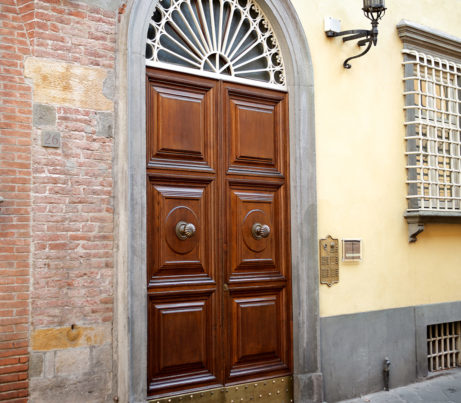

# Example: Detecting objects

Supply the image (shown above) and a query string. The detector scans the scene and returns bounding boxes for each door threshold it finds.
[148,376,293,403]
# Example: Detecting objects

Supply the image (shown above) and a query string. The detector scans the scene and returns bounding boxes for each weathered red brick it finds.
[0,4,31,398]
[1,0,116,398]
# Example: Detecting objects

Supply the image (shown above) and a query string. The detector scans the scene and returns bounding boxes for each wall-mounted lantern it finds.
[325,0,387,69]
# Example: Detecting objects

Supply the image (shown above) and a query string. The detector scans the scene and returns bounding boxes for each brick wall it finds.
[33,0,116,67]
[1,0,117,401]
[30,0,116,326]
[27,1,116,402]
[0,1,33,401]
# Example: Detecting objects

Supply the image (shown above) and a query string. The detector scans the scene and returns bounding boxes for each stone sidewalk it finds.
[337,369,461,403]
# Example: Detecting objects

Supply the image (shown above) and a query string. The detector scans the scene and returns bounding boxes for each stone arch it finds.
[116,0,321,401]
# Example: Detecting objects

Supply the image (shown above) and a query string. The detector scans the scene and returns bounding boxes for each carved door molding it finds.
[146,68,292,399]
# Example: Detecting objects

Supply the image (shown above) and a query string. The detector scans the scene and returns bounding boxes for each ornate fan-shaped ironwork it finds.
[146,0,286,88]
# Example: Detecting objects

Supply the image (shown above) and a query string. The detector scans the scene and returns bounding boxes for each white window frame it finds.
[403,50,461,212]
[398,20,461,241]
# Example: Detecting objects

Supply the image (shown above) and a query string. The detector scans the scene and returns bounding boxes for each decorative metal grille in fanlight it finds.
[146,0,286,89]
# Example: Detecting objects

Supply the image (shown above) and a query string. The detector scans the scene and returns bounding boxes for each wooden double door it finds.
[146,68,292,399]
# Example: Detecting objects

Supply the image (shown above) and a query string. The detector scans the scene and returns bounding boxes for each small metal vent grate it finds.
[427,321,461,372]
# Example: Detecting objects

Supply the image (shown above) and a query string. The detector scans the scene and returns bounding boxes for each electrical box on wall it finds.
[324,16,341,34]
[342,239,362,262]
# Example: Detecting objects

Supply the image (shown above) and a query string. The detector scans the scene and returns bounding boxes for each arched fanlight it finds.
[146,0,286,89]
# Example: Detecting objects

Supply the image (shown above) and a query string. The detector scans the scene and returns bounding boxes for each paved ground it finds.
[337,369,461,403]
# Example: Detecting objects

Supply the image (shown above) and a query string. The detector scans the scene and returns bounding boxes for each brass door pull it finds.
[251,223,270,240]
[176,221,196,240]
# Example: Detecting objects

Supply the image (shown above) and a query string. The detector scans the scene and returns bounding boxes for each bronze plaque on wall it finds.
[319,235,339,286]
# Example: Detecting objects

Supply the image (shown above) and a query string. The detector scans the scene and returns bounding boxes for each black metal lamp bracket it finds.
[326,27,376,69]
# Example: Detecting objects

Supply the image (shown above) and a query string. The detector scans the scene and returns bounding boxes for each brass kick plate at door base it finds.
[149,376,293,403]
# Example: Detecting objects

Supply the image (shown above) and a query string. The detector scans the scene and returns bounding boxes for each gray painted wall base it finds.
[321,301,461,403]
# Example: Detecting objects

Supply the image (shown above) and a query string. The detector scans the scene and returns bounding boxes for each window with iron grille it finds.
[398,20,461,241]
[403,50,461,213]
[427,322,461,372]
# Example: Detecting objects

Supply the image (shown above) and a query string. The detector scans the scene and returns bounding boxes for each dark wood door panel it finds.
[225,288,290,381]
[222,82,288,177]
[146,69,217,172]
[146,68,292,399]
[228,183,286,282]
[147,177,216,286]
[148,291,219,394]
[222,82,292,386]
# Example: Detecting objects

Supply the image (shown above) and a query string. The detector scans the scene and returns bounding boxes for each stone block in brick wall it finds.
[41,130,62,148]
[24,58,113,111]
[29,353,44,378]
[103,70,115,101]
[43,351,55,379]
[33,103,56,128]
[96,112,114,138]
[30,371,112,403]
[29,343,113,402]
[91,343,112,372]
[31,325,111,351]
[55,347,90,376]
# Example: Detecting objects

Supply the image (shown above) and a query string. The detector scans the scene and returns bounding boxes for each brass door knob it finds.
[175,221,196,240]
[251,223,271,240]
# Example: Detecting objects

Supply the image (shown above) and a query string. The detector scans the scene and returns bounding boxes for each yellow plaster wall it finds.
[291,0,461,317]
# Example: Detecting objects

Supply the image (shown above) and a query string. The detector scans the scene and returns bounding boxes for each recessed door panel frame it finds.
[146,69,218,172]
[147,291,218,393]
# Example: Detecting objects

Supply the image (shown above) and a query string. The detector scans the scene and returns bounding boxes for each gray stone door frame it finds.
[116,1,321,401]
